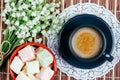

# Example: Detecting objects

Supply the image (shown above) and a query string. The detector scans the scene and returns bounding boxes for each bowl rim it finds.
[10,42,57,80]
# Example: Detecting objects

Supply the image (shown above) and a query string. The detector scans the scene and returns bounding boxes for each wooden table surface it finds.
[0,0,120,80]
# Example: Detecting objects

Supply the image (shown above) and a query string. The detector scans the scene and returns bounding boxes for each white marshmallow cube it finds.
[26,60,39,74]
[16,71,30,80]
[10,56,24,74]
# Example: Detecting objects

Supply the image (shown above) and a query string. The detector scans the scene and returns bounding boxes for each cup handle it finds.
[103,53,114,62]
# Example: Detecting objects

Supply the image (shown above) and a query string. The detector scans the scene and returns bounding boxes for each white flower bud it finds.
[36,27,41,31]
[46,10,50,15]
[53,25,57,29]
[11,20,14,24]
[4,0,10,3]
[32,33,36,37]
[26,21,31,26]
[29,0,33,2]
[5,19,10,24]
[41,25,46,29]
[20,39,24,44]
[20,25,24,29]
[36,38,42,43]
[35,17,40,21]
[8,27,12,31]
[23,26,29,32]
[8,27,15,32]
[57,26,62,30]
[2,17,6,21]
[7,7,12,12]
[12,7,17,12]
[18,6,23,10]
[15,31,19,35]
[31,12,36,16]
[56,3,60,7]
[45,21,49,25]
[22,4,28,9]
[23,16,28,21]
[32,29,37,34]
[11,13,16,17]
[32,5,36,9]
[28,26,33,29]
[56,9,60,14]
[39,0,44,3]
[11,2,15,7]
[47,30,52,34]
[43,7,47,11]
[3,30,6,35]
[51,3,55,6]
[21,31,25,35]
[22,35,26,39]
[46,16,51,19]
[4,9,8,13]
[12,26,16,30]
[50,7,54,12]
[55,28,60,33]
[21,12,26,16]
[28,38,32,42]
[45,4,50,8]
[26,32,30,37]
[1,12,6,17]
[15,21,19,26]
[16,12,21,17]
[41,30,46,36]
[40,11,44,15]
[5,3,9,8]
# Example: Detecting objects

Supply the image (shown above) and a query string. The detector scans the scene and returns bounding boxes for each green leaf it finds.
[4,27,10,40]
[9,31,16,43]
[1,41,11,54]
[11,37,18,48]
[12,38,22,48]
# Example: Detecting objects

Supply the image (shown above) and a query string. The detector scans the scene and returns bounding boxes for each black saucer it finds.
[59,14,114,69]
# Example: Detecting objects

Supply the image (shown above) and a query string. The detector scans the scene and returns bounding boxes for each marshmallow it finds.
[36,67,54,80]
[16,71,30,80]
[10,56,24,74]
[18,45,35,62]
[26,60,39,74]
[27,74,37,80]
[37,49,53,67]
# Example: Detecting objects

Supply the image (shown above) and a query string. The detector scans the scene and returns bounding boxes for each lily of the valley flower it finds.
[0,0,65,67]
[35,38,42,43]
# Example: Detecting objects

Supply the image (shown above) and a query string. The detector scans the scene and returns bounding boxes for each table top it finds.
[0,0,120,80]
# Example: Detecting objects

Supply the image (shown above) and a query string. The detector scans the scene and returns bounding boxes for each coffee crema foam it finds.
[72,27,103,59]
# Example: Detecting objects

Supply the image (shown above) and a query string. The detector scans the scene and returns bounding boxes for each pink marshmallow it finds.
[18,45,35,62]
[36,67,54,80]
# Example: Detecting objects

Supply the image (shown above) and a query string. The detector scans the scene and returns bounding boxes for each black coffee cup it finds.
[69,24,114,62]
[59,14,114,69]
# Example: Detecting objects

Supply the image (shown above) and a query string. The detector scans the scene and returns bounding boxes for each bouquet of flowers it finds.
[0,0,64,67]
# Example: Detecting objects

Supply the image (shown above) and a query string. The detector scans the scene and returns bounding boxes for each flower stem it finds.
[44,0,47,5]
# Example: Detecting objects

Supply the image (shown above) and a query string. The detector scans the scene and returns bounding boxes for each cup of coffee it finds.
[59,14,114,68]
[69,25,114,62]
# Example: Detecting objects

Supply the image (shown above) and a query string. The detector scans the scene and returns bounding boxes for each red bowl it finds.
[10,42,57,80]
